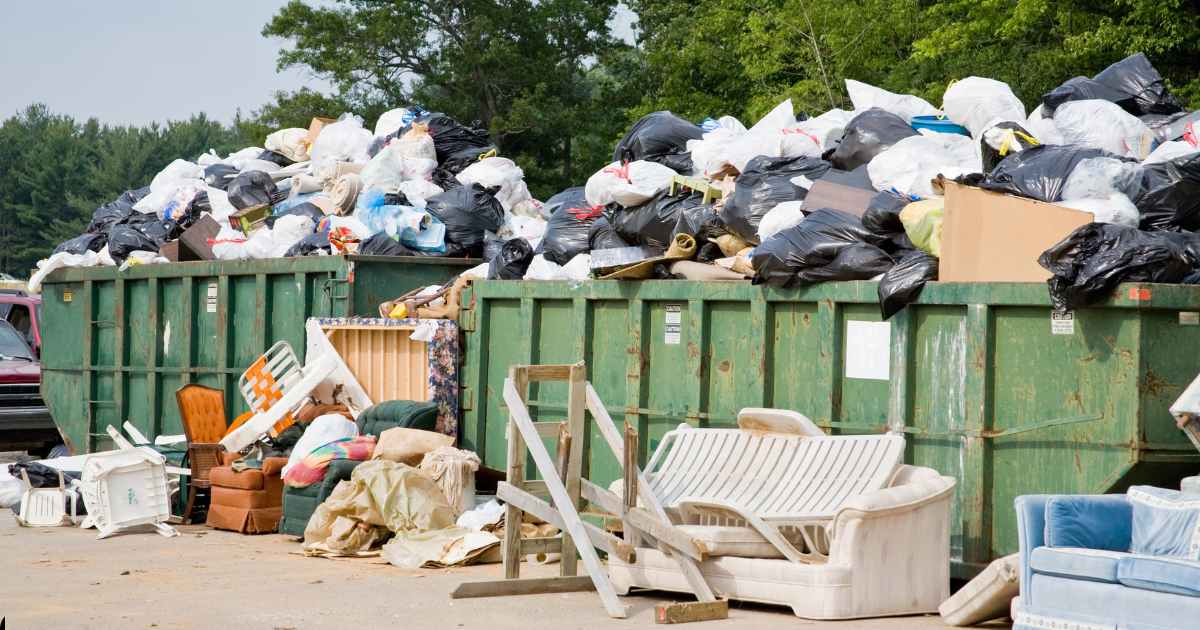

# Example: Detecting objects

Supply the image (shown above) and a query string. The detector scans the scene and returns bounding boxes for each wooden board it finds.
[452,576,596,599]
[655,600,729,624]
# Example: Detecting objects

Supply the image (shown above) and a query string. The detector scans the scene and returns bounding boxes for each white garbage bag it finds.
[1053,100,1154,159]
[1061,157,1141,201]
[265,128,311,162]
[374,107,420,138]
[585,160,676,208]
[1144,140,1200,164]
[211,226,251,260]
[309,114,373,166]
[150,159,203,193]
[1056,194,1139,226]
[1024,105,1064,146]
[797,108,855,151]
[205,186,237,225]
[28,251,101,294]
[757,200,807,242]
[942,77,1027,138]
[867,131,982,198]
[361,143,437,193]
[497,214,547,250]
[397,180,444,209]
[456,157,531,212]
[270,215,317,258]
[523,254,564,280]
[524,253,591,281]
[394,123,437,161]
[846,79,941,121]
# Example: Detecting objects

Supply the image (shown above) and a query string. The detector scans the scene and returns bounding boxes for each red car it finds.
[0,291,60,456]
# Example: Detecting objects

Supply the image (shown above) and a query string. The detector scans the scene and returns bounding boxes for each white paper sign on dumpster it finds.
[845,321,891,381]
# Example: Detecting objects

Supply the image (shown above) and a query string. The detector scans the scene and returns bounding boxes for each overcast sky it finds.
[0,1,636,128]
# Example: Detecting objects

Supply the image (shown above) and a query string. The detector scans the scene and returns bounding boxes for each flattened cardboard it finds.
[802,180,877,217]
[177,214,221,261]
[304,117,336,153]
[940,181,1093,283]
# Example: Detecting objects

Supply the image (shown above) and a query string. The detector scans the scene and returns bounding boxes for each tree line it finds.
[4,0,1200,276]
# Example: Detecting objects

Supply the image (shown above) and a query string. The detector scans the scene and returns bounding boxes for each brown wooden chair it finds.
[176,384,229,523]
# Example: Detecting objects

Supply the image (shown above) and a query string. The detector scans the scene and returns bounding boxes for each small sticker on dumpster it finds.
[1051,312,1074,335]
[206,283,218,313]
[844,321,890,380]
[664,304,682,345]
[1181,312,1200,326]
[61,290,72,303]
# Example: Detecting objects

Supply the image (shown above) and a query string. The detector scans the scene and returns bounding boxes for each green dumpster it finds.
[40,255,475,455]
[458,279,1200,577]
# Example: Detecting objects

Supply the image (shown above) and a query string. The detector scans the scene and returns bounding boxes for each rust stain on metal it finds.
[1139,370,1169,397]
[801,313,811,326]
[718,360,731,373]
[687,342,700,360]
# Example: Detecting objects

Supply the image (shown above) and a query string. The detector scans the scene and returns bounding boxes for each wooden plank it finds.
[562,362,587,578]
[503,380,629,618]
[498,483,635,563]
[451,576,596,599]
[580,480,705,563]
[534,421,564,439]
[519,536,563,555]
[503,366,528,580]
[655,600,729,624]
[585,384,717,602]
[522,364,574,381]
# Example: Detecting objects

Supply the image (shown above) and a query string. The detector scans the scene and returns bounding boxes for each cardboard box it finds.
[939,181,1094,283]
[304,117,336,154]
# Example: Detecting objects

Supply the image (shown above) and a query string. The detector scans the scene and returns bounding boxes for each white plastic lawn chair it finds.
[643,415,906,563]
[221,322,372,454]
[77,446,178,539]
[15,468,78,527]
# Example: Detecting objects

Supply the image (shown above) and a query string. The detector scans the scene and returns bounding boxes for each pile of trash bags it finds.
[38,52,1200,319]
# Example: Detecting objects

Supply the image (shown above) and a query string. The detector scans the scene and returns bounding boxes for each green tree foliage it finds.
[262,0,633,196]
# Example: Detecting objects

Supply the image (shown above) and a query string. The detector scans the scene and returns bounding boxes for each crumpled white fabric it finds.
[265,128,311,163]
[846,79,941,121]
[942,77,1026,138]
[867,131,982,198]
[282,413,359,477]
[585,160,676,208]
[28,251,101,294]
[1054,100,1154,159]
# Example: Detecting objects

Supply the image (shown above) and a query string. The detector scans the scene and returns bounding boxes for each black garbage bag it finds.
[284,231,331,257]
[204,164,239,191]
[383,191,411,207]
[671,196,724,243]
[482,235,505,262]
[1039,223,1200,311]
[1132,153,1200,231]
[861,191,909,238]
[540,187,600,265]
[981,144,1118,202]
[8,462,78,488]
[878,250,938,319]
[359,232,417,257]
[1093,53,1183,116]
[106,225,163,262]
[227,171,278,210]
[86,187,150,234]
[54,233,107,255]
[1041,77,1134,116]
[613,111,703,173]
[696,241,724,263]
[751,208,887,288]
[258,149,295,167]
[424,183,504,250]
[266,202,324,229]
[830,108,917,171]
[418,114,492,165]
[980,122,1040,173]
[723,155,832,243]
[441,145,498,175]
[488,238,535,280]
[612,191,710,249]
[588,216,630,251]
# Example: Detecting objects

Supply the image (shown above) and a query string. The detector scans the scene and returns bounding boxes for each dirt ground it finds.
[0,514,1007,630]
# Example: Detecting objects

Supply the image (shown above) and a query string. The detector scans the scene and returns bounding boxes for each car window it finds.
[0,324,34,360]
[6,304,31,339]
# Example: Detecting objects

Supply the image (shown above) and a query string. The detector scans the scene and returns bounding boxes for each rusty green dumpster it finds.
[458,279,1200,577]
[39,255,475,455]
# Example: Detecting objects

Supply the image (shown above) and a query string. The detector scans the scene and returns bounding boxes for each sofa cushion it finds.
[1029,546,1124,583]
[1128,486,1200,560]
[1044,494,1132,551]
[675,525,784,559]
[210,466,265,491]
[1116,555,1200,598]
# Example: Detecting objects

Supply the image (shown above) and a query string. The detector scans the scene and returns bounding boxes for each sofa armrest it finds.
[319,459,362,500]
[1015,495,1050,607]
[261,457,289,477]
[833,475,956,527]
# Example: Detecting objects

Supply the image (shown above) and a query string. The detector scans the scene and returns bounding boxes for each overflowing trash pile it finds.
[34,52,1200,316]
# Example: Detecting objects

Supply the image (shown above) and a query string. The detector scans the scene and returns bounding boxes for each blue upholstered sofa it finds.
[1014,491,1200,630]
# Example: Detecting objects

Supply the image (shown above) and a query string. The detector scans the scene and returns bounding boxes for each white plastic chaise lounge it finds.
[608,407,957,620]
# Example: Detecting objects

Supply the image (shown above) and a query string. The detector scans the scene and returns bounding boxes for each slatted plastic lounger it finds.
[644,423,906,563]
